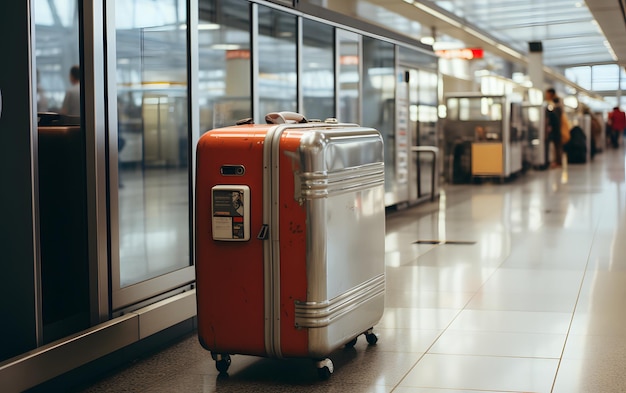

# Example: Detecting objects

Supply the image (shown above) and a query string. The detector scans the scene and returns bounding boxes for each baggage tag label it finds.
[211,185,250,241]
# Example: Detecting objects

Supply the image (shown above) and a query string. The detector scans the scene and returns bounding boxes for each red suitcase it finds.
[195,112,386,378]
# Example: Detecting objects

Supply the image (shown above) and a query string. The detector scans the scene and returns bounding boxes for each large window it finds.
[338,29,360,124]
[258,6,297,117]
[565,66,591,90]
[114,0,190,290]
[362,37,395,201]
[35,0,81,113]
[592,64,619,92]
[199,0,251,131]
[302,19,334,120]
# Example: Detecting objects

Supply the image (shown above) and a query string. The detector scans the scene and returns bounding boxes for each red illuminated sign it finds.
[435,48,484,60]
[226,50,250,60]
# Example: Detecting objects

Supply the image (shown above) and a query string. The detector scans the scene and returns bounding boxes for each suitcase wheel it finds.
[344,337,358,348]
[315,358,334,380]
[365,328,378,345]
[214,354,231,374]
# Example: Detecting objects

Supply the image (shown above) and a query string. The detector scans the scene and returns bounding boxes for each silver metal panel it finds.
[296,16,303,113]
[28,0,43,347]
[0,289,196,392]
[106,0,123,314]
[84,0,111,325]
[112,266,196,309]
[188,0,200,281]
[296,126,386,356]
[262,122,385,359]
[136,290,196,339]
[251,4,260,123]
[307,291,384,358]
[0,314,138,393]
[502,98,511,176]
[294,274,384,328]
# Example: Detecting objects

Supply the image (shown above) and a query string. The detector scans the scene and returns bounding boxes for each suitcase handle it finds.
[265,112,308,125]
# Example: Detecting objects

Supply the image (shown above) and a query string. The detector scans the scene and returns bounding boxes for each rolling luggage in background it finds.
[195,112,386,379]
[565,125,587,164]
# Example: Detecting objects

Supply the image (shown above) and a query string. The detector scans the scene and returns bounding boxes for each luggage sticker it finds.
[211,185,250,241]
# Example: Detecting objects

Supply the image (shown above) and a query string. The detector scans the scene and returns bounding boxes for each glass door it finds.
[402,66,438,202]
[109,0,194,310]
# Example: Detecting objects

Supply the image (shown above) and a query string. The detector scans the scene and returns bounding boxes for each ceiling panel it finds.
[428,0,616,67]
[337,0,626,70]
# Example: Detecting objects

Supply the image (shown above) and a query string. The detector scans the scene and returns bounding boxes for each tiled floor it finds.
[80,147,626,392]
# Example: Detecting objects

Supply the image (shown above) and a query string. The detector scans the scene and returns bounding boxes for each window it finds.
[257,6,297,117]
[363,37,395,199]
[302,19,334,120]
[115,0,190,289]
[198,0,251,131]
[592,64,619,92]
[337,29,360,124]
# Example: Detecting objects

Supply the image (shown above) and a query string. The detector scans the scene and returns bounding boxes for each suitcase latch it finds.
[257,224,269,240]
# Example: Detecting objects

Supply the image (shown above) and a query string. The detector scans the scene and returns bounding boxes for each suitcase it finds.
[195,112,386,379]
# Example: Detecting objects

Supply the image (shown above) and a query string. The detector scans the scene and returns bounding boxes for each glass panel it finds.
[35,0,81,114]
[458,97,502,121]
[362,37,395,199]
[35,0,90,342]
[302,19,334,120]
[337,29,360,123]
[258,6,297,116]
[565,66,591,90]
[418,105,438,146]
[418,70,438,106]
[198,0,251,131]
[115,0,190,288]
[620,68,626,91]
[592,64,619,91]
[399,46,438,70]
[446,98,459,120]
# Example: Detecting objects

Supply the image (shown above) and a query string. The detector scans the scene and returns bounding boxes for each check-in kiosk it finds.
[444,93,524,182]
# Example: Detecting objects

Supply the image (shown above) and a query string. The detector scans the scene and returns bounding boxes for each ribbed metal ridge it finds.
[294,274,385,328]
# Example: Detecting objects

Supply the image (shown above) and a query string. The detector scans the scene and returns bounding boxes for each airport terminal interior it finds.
[76,146,626,393]
[4,0,626,392]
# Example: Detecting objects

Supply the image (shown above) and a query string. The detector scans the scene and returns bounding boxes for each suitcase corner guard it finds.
[293,274,385,328]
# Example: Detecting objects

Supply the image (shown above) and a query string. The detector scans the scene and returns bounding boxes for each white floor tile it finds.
[447,309,572,334]
[466,290,578,312]
[378,308,460,330]
[398,354,558,392]
[429,330,566,358]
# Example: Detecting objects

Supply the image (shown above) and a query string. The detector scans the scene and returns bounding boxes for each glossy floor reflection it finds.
[81,148,626,392]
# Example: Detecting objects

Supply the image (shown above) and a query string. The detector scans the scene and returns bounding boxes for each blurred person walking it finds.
[607,106,625,149]
[545,88,564,168]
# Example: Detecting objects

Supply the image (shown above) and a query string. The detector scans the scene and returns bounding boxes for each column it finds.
[528,41,544,91]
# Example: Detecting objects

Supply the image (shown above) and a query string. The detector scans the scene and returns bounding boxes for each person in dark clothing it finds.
[607,106,625,148]
[545,88,563,168]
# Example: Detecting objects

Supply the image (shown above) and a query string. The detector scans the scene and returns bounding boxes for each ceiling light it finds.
[199,23,220,30]
[210,44,241,50]
[420,36,435,45]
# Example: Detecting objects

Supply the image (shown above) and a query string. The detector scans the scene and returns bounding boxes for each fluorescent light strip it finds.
[463,27,496,46]
[411,2,463,28]
[496,43,523,59]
